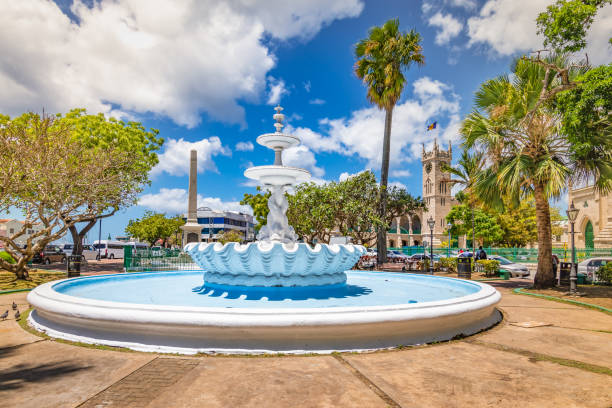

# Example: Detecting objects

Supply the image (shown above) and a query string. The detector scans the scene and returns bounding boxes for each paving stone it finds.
[0,340,154,408]
[344,342,612,408]
[145,356,388,408]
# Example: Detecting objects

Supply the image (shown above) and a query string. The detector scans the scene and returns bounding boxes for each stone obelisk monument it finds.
[181,150,202,244]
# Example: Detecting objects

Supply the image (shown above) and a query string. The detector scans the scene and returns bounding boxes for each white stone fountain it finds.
[185,106,365,287]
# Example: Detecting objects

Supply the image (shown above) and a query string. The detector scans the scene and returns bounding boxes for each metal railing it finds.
[123,247,199,272]
[388,246,612,263]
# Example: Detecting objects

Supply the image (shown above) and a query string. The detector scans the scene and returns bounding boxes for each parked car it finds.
[387,250,409,262]
[457,252,474,258]
[577,257,612,281]
[32,245,66,264]
[409,253,441,262]
[488,255,530,278]
[60,243,100,261]
[150,246,163,257]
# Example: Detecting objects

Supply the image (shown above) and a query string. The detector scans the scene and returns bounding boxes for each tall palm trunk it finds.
[533,182,554,288]
[376,106,393,264]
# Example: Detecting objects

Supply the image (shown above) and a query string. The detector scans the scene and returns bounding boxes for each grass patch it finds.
[0,269,65,292]
[514,287,612,315]
[470,339,612,377]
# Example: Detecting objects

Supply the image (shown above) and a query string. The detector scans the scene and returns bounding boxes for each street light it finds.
[427,216,435,275]
[566,200,580,294]
[447,221,452,258]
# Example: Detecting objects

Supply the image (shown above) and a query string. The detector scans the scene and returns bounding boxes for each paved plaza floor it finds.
[1,280,610,408]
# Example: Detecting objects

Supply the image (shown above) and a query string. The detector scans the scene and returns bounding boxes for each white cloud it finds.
[289,76,461,170]
[151,137,230,177]
[304,81,312,92]
[449,0,476,9]
[309,98,326,105]
[267,77,289,105]
[390,169,412,178]
[389,181,407,190]
[466,0,612,64]
[339,169,369,182]
[139,188,252,214]
[283,145,325,177]
[428,12,463,45]
[235,141,254,151]
[0,0,363,127]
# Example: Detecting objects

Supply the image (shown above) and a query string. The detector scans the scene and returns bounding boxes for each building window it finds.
[27,229,33,234]
[9,228,14,234]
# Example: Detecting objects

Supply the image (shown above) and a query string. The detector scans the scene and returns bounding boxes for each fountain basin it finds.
[256,133,301,150]
[185,242,365,286]
[244,165,311,185]
[27,271,501,354]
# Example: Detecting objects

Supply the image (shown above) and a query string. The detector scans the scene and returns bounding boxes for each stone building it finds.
[0,219,44,248]
[568,183,612,248]
[387,140,457,248]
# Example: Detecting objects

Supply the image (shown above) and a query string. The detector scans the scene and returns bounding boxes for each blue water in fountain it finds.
[52,271,481,308]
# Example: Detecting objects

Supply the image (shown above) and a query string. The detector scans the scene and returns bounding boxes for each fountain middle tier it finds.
[244,165,310,186]
[185,242,366,287]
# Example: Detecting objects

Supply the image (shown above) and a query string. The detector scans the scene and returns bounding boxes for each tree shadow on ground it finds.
[0,361,92,391]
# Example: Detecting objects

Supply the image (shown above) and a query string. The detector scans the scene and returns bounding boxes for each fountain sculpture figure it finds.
[185,106,365,287]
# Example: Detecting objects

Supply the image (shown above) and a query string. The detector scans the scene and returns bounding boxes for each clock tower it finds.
[421,139,455,246]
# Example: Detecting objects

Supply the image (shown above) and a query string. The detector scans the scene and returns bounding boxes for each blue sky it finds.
[1,0,611,243]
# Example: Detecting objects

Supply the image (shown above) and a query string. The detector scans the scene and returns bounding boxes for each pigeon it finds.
[12,301,17,310]
[14,310,20,320]
[1,310,7,320]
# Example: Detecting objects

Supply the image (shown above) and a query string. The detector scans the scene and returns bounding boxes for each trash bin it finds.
[559,262,572,286]
[577,273,586,285]
[457,257,472,279]
[499,270,510,280]
[66,255,82,277]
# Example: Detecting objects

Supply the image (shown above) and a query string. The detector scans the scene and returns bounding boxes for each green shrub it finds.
[476,260,500,277]
[439,257,457,272]
[597,263,612,284]
[0,250,16,265]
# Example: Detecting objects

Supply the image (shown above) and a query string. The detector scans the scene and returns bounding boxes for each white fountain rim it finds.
[256,133,300,144]
[28,272,499,318]
[244,165,311,181]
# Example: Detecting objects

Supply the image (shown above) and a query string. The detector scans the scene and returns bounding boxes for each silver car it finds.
[577,257,612,282]
[489,255,530,277]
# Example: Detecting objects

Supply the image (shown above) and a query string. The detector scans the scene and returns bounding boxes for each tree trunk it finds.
[533,182,555,288]
[69,220,98,272]
[376,106,393,264]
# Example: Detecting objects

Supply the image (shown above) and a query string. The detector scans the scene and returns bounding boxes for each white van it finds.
[93,240,126,259]
[61,243,99,261]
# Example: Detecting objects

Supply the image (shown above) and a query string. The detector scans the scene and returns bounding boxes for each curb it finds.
[513,288,612,315]
[0,288,33,295]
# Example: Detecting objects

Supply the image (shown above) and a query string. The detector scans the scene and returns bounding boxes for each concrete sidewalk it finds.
[1,282,610,408]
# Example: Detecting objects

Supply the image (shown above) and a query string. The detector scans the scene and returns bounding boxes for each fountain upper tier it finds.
[244,165,310,186]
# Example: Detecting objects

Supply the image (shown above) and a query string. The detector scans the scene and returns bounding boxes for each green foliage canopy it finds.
[537,0,611,53]
[125,212,185,246]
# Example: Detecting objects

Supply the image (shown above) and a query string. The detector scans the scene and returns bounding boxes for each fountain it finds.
[27,106,501,354]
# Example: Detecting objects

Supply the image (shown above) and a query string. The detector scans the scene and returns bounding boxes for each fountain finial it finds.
[273,105,285,133]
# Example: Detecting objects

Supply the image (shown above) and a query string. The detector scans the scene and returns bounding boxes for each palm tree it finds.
[441,150,485,255]
[355,19,424,264]
[461,55,591,288]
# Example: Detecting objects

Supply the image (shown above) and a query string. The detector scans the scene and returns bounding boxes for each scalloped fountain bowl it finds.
[185,242,364,287]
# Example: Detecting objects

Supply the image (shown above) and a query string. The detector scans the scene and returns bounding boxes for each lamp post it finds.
[447,222,452,258]
[566,201,579,294]
[427,216,435,275]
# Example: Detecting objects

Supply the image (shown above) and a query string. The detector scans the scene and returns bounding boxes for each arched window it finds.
[585,221,594,248]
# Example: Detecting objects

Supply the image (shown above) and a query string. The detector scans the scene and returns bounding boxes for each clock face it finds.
[425,163,432,174]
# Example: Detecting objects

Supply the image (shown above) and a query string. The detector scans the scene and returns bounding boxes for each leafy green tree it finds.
[494,198,538,247]
[287,182,337,245]
[125,212,185,247]
[355,18,424,263]
[216,230,243,244]
[0,113,143,278]
[59,110,163,260]
[441,150,485,254]
[461,56,605,288]
[555,64,612,191]
[240,186,270,232]
[537,0,611,53]
[446,204,504,247]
